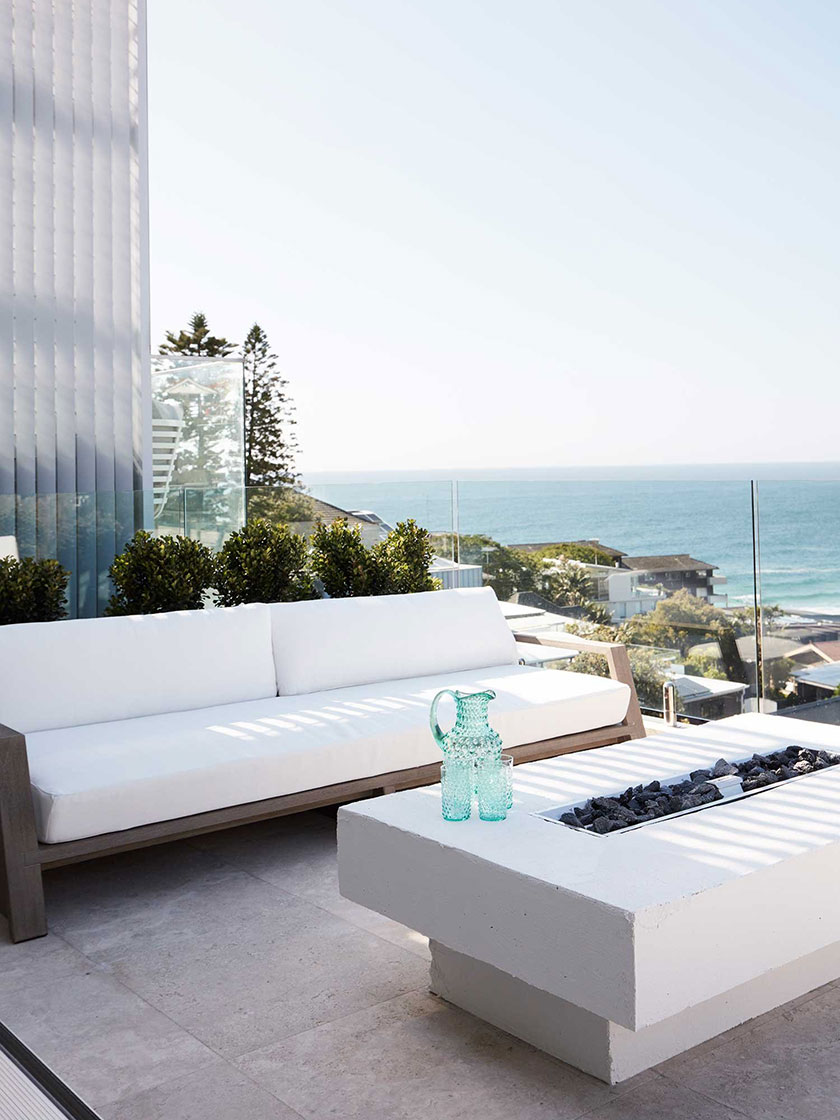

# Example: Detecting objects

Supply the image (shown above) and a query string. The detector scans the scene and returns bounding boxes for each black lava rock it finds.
[591,816,623,834]
[689,769,712,783]
[568,744,840,835]
[712,758,738,777]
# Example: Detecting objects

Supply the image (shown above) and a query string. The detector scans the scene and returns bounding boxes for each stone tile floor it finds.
[2,808,839,1120]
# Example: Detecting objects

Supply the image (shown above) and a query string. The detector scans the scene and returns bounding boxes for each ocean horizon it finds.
[305,465,840,617]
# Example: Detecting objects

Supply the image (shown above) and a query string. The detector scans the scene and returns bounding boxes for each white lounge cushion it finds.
[0,604,277,734]
[27,663,630,843]
[270,587,517,696]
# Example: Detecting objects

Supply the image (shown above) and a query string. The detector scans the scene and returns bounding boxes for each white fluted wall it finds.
[1,0,151,615]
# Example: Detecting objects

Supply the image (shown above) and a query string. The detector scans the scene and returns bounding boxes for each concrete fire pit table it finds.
[337,713,840,1083]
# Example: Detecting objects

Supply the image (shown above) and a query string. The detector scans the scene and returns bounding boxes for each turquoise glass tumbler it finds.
[476,758,508,821]
[441,760,473,821]
[501,754,514,809]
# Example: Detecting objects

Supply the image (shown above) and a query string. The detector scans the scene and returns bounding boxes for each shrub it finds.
[214,518,317,605]
[310,518,439,598]
[309,519,372,597]
[106,531,215,615]
[370,519,438,595]
[0,557,69,624]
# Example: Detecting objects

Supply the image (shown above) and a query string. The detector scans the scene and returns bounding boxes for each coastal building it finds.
[2,0,151,616]
[514,540,627,564]
[619,554,727,604]
[428,555,484,589]
[667,673,747,721]
[690,634,818,670]
[792,663,840,704]
[581,564,662,622]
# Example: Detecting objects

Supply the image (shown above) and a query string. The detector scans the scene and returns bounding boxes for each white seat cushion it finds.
[0,603,277,733]
[27,664,630,843]
[270,587,517,695]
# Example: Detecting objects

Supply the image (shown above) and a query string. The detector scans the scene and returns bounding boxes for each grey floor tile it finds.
[0,925,90,997]
[190,812,430,959]
[660,981,840,1120]
[43,842,244,956]
[655,979,836,1079]
[236,990,652,1120]
[1,967,216,1110]
[53,862,428,1059]
[576,1075,750,1119]
[101,1058,303,1120]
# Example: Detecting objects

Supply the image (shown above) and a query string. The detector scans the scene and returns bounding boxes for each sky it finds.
[148,0,840,475]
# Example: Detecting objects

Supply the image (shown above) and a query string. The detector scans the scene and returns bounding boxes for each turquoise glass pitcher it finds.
[430,688,503,763]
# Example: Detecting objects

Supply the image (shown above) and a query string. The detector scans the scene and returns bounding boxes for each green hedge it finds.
[214,519,317,605]
[106,531,216,615]
[0,557,69,625]
[310,518,438,597]
[5,516,441,621]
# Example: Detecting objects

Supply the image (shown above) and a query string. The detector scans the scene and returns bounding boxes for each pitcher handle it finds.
[430,689,458,750]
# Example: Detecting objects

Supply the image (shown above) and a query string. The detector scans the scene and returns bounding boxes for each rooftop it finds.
[620,554,717,573]
[513,540,627,559]
[669,672,748,700]
[5,804,840,1120]
[794,662,840,691]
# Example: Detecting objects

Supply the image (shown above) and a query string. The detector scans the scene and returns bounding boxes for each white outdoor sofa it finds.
[0,586,643,942]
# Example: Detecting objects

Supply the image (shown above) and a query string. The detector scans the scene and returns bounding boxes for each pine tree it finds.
[159,311,235,357]
[156,312,238,497]
[242,323,299,488]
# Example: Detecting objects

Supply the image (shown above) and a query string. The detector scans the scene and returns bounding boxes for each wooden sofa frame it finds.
[0,632,644,942]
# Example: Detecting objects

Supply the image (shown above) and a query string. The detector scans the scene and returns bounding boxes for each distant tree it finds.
[582,601,613,626]
[532,542,618,567]
[727,603,783,637]
[682,649,728,680]
[159,311,235,357]
[548,562,594,607]
[625,589,732,656]
[431,533,539,600]
[561,620,667,709]
[242,323,299,490]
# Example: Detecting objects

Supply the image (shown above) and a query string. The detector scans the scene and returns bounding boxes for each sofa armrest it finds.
[0,722,40,860]
[0,722,46,940]
[513,632,646,740]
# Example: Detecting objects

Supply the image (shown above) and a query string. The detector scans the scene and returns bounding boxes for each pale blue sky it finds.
[148,0,839,473]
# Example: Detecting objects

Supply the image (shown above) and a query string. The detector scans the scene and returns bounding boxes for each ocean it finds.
[305,470,840,616]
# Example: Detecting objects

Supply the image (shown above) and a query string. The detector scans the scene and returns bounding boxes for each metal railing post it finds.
[663,681,678,727]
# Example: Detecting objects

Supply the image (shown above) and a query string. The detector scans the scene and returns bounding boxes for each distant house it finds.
[428,555,484,589]
[296,499,390,546]
[690,634,815,668]
[668,673,747,721]
[792,662,840,704]
[619,554,726,604]
[776,624,840,646]
[513,539,626,563]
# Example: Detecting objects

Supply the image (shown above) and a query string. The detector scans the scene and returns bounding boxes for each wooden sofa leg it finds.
[0,724,47,942]
[0,852,46,944]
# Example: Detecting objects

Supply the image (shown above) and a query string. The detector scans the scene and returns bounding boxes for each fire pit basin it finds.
[538,744,840,835]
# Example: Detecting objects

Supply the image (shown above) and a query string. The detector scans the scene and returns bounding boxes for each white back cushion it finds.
[270,587,517,696]
[0,604,277,733]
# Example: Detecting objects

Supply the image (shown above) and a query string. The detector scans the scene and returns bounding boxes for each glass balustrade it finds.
[3,473,838,729]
